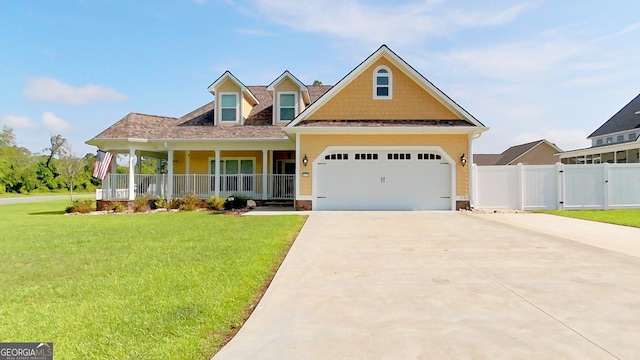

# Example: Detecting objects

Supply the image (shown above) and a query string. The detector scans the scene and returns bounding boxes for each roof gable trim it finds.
[208,71,259,105]
[287,45,485,128]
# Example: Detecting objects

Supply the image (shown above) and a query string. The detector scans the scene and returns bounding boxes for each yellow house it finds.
[86,45,488,210]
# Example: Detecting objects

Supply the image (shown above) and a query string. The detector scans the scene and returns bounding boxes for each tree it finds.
[57,143,85,201]
[312,80,323,86]
[0,126,16,148]
[43,134,68,172]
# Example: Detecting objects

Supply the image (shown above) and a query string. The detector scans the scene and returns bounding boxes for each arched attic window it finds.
[373,65,392,99]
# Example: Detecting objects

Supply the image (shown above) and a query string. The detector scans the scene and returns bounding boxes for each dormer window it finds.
[278,92,297,122]
[373,66,392,99]
[220,93,239,122]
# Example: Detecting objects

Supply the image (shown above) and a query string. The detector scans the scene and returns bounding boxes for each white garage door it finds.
[315,148,452,210]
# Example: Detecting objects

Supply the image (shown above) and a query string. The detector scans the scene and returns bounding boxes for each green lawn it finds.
[0,200,306,359]
[541,209,640,228]
[0,191,94,198]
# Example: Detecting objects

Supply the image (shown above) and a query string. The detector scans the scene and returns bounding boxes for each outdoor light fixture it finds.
[460,154,467,167]
[302,154,309,167]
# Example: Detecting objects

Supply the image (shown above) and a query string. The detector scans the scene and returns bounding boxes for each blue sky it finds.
[1,0,639,155]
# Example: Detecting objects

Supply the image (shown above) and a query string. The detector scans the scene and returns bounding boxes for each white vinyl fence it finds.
[473,163,640,210]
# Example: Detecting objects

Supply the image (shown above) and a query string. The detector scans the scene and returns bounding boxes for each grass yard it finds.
[541,209,640,228]
[0,200,306,359]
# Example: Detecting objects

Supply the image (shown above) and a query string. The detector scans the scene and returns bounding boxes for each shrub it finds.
[231,194,249,209]
[111,202,127,213]
[169,197,181,210]
[179,192,199,211]
[206,196,226,211]
[133,195,151,213]
[65,200,94,214]
[155,196,168,209]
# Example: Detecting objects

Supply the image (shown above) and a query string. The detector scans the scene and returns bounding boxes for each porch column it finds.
[167,149,174,199]
[110,154,117,199]
[214,149,220,197]
[262,150,268,200]
[128,148,136,200]
[185,150,191,192]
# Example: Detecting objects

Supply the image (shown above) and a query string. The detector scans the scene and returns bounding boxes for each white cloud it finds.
[41,112,71,133]
[0,114,37,130]
[23,77,128,105]
[250,0,532,46]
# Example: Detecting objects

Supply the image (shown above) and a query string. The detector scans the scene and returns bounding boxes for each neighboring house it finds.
[474,139,562,166]
[560,93,640,164]
[86,45,488,211]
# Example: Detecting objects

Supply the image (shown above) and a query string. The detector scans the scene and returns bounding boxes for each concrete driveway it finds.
[213,211,640,359]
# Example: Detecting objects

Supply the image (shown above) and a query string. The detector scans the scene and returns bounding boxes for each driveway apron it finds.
[213,211,640,359]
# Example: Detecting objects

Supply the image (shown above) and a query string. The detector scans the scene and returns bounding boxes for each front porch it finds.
[97,173,295,200]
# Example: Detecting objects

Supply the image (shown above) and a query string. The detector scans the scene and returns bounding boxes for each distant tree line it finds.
[0,125,101,195]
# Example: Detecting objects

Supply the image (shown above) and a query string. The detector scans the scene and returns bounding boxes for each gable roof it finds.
[267,70,311,104]
[588,93,640,138]
[207,71,259,106]
[87,85,332,144]
[474,139,562,165]
[287,44,486,128]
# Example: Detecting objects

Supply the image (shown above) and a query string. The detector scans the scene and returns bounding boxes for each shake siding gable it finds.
[307,58,458,121]
[275,77,300,92]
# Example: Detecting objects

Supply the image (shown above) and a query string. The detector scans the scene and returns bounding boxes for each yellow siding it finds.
[217,79,240,92]
[242,97,252,121]
[298,134,469,196]
[307,58,458,120]
[173,151,186,173]
[172,150,265,174]
[275,77,299,92]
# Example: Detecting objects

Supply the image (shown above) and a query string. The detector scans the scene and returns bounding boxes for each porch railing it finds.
[97,174,295,201]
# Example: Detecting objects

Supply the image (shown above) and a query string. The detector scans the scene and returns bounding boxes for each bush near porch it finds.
[0,200,306,359]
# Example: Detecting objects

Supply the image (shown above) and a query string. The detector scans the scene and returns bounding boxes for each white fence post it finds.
[556,162,564,210]
[517,163,524,211]
[603,163,610,210]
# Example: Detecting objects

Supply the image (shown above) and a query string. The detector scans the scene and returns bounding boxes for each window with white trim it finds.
[278,92,297,122]
[220,93,239,122]
[373,66,392,99]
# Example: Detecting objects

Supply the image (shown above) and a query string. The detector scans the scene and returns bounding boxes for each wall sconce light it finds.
[460,154,467,167]
[302,154,309,167]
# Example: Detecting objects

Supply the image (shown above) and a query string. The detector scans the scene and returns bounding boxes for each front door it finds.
[275,160,296,198]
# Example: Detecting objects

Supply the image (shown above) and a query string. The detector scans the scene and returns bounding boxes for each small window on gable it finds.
[279,92,296,122]
[596,139,603,145]
[220,93,239,122]
[617,135,625,142]
[629,133,636,141]
[373,66,392,99]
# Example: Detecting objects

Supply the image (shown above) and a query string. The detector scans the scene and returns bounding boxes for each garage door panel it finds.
[316,149,452,210]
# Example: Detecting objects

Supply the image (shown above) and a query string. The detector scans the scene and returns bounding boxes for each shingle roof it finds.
[497,140,542,165]
[91,85,332,141]
[473,154,503,166]
[589,93,640,138]
[474,139,559,165]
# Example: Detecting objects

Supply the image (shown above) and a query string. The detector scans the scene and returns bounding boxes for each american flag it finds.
[92,150,114,180]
